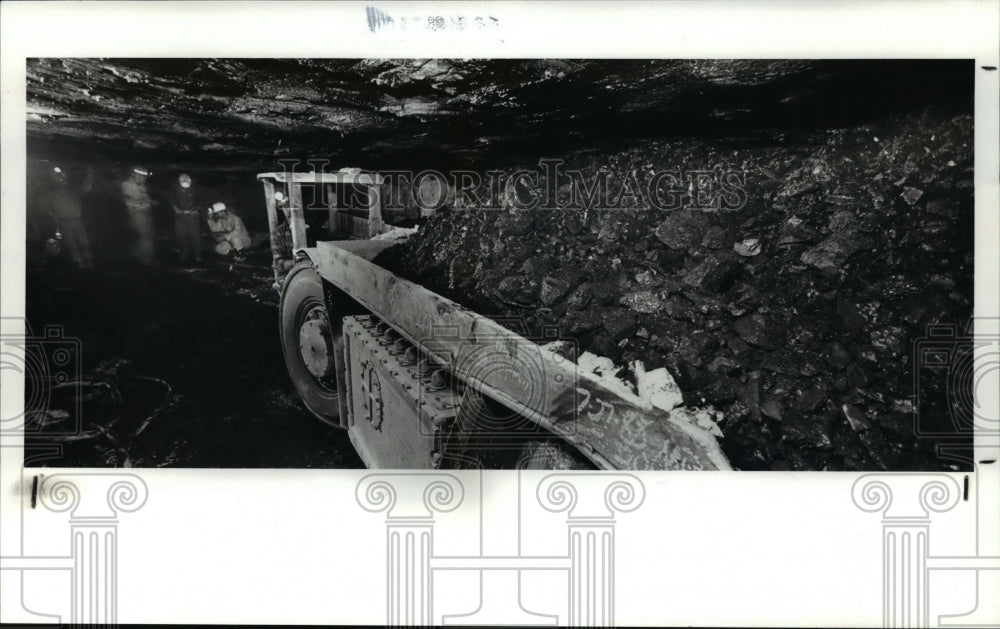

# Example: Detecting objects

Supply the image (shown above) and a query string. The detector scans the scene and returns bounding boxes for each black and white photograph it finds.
[20,58,976,471]
[2,3,998,628]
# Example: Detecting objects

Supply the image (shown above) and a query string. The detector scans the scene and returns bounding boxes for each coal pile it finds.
[375,105,973,471]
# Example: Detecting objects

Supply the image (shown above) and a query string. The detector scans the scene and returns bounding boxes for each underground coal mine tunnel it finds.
[22,59,975,471]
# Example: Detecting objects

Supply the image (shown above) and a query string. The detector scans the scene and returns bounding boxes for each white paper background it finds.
[2,2,998,626]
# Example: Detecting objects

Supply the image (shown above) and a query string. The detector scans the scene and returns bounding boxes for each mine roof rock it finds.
[26,59,970,172]
[25,59,818,168]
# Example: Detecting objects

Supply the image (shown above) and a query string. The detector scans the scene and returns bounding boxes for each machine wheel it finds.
[280,262,341,426]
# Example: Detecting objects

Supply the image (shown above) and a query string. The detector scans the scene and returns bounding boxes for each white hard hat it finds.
[209,202,227,213]
[53,166,63,173]
[133,166,151,176]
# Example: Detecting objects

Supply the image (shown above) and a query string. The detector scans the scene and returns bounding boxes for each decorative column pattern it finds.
[28,473,148,628]
[357,472,644,627]
[71,522,118,626]
[882,521,929,628]
[537,474,645,628]
[387,525,432,627]
[568,523,615,627]
[852,474,961,629]
[356,473,464,628]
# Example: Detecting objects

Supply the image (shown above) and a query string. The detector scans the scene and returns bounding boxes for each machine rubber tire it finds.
[518,439,594,470]
[280,262,341,426]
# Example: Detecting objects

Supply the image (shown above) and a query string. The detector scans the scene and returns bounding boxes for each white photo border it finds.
[2,1,998,627]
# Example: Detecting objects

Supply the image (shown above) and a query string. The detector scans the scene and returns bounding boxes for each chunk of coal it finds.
[732,314,786,350]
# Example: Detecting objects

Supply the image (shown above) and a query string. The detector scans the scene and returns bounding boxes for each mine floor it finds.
[23,249,363,468]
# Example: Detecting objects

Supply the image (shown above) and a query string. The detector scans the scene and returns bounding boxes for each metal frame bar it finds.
[256,172,383,185]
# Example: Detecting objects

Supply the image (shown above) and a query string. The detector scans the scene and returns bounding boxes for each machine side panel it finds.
[317,241,732,471]
[343,315,456,469]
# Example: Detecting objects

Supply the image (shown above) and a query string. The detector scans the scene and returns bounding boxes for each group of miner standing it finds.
[42,165,251,269]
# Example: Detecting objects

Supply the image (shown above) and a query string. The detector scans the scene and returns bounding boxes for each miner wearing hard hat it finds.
[171,173,202,264]
[121,165,156,266]
[206,202,252,256]
[45,165,95,268]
